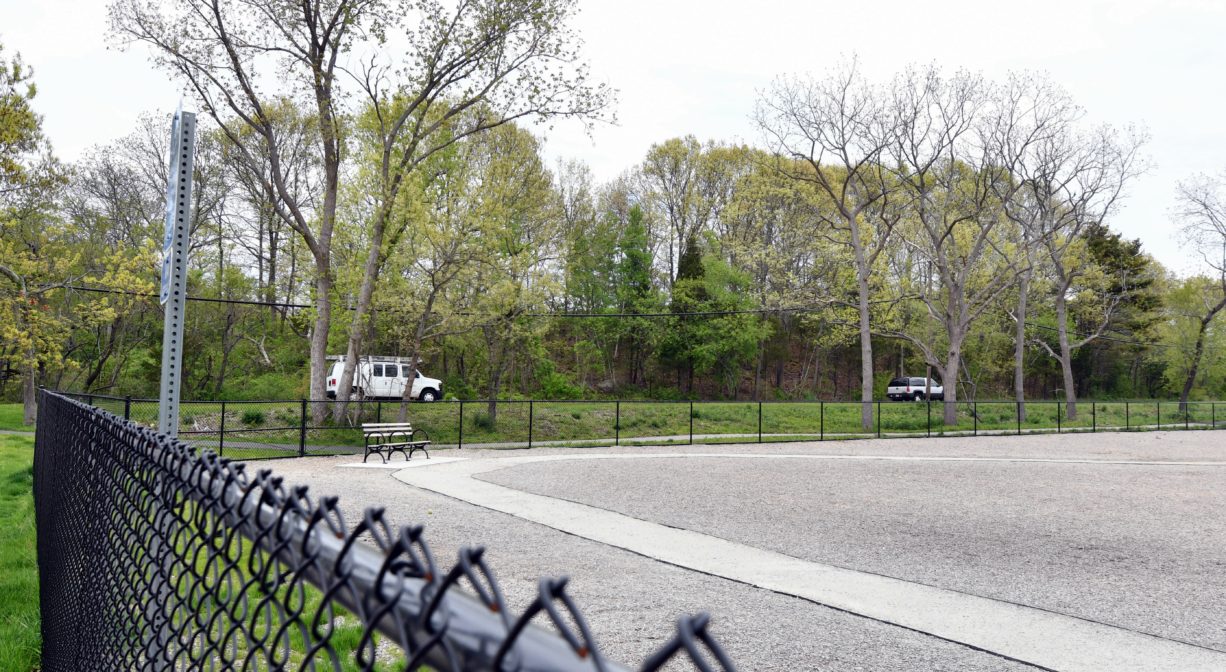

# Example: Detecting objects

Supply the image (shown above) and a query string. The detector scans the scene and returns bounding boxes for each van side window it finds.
[401,365,411,378]
[372,364,383,377]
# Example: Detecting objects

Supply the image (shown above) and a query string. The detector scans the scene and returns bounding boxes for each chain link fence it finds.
[34,391,735,671]
[63,393,1226,459]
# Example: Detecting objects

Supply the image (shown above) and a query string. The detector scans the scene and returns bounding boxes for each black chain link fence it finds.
[34,391,735,671]
[63,393,1226,460]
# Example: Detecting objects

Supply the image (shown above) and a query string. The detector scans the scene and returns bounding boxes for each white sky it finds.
[3,0,1224,274]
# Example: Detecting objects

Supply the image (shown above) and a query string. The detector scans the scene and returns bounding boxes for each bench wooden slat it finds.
[362,421,430,464]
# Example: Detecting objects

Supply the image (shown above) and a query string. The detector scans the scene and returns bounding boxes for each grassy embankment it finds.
[90,398,1222,460]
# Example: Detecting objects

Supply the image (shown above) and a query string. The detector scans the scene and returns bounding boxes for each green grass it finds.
[0,404,32,432]
[0,434,39,671]
[75,397,1226,457]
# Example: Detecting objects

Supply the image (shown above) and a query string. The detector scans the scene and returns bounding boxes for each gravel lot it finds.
[264,430,1226,670]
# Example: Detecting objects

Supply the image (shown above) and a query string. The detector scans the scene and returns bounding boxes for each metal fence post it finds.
[458,401,464,450]
[219,400,226,457]
[1017,401,1022,435]
[1057,401,1061,434]
[298,399,307,457]
[1157,401,1161,431]
[876,401,881,439]
[1092,402,1096,433]
[615,401,620,446]
[124,396,132,420]
[1185,403,1190,431]
[819,401,824,441]
[377,401,382,424]
[1126,401,1130,430]
[973,401,978,436]
[689,401,694,445]
[1214,403,1217,430]
[758,401,763,443]
[528,401,534,448]
[927,400,931,438]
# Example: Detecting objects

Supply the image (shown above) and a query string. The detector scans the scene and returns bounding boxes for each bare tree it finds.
[1172,172,1226,411]
[1029,125,1146,420]
[988,74,1083,420]
[110,0,381,420]
[881,65,1020,426]
[755,60,897,430]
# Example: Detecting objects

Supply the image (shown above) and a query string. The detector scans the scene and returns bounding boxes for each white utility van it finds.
[325,357,443,401]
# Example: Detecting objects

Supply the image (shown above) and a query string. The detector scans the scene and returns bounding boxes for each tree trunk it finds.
[397,291,439,423]
[1013,273,1030,422]
[856,268,874,431]
[1055,294,1078,421]
[1178,319,1209,415]
[308,263,332,424]
[942,349,961,426]
[22,360,37,426]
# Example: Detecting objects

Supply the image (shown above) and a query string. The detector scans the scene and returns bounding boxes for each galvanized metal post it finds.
[218,400,225,457]
[458,401,464,449]
[615,401,620,446]
[298,399,307,457]
[157,109,196,438]
[528,401,534,448]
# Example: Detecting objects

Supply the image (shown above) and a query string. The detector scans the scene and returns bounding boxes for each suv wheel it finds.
[913,392,926,402]
[419,389,438,402]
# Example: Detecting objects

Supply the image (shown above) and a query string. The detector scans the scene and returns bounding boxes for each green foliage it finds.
[240,409,266,426]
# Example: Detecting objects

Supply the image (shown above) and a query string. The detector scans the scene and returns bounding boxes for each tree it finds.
[1028,127,1147,420]
[882,66,1017,426]
[755,61,897,429]
[0,42,68,423]
[110,0,381,420]
[1171,172,1226,410]
[330,0,612,419]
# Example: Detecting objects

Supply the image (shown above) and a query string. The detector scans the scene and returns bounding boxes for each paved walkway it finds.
[390,452,1226,672]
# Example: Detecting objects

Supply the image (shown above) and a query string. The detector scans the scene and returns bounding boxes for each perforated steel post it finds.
[157,109,196,437]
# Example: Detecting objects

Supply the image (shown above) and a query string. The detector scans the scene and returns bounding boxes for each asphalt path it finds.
[264,431,1226,670]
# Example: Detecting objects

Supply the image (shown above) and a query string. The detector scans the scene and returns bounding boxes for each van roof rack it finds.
[326,355,422,363]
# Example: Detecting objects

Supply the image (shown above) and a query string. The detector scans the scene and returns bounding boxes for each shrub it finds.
[241,410,266,427]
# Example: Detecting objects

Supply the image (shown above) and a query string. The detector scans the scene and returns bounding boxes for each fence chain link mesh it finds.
[34,391,735,671]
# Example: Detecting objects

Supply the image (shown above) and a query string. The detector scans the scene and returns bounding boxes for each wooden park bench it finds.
[361,422,430,463]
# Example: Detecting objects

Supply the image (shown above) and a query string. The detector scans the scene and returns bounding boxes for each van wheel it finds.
[419,389,438,402]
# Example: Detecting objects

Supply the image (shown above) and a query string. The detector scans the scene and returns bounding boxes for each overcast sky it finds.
[3,0,1224,274]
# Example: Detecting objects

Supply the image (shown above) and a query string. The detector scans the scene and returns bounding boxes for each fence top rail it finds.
[35,391,733,671]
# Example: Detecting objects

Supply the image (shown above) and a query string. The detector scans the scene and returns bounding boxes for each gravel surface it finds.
[480,448,1226,651]
[266,455,1040,671]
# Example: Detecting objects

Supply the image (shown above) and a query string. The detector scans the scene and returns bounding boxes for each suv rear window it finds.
[911,378,928,386]
[889,378,909,387]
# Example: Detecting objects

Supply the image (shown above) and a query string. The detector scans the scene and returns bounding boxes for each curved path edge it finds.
[392,452,1226,672]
